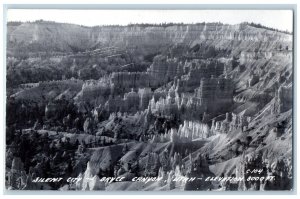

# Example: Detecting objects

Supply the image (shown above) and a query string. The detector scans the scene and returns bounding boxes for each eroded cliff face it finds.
[7,22,292,56]
[6,21,293,191]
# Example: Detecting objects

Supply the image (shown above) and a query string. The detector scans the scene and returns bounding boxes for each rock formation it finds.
[6,21,293,191]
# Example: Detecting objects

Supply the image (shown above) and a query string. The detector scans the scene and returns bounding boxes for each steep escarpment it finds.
[7,21,292,56]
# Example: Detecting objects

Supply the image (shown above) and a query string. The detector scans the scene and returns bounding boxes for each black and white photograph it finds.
[4,7,294,192]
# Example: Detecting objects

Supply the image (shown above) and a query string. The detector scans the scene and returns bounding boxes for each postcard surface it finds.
[5,8,293,191]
